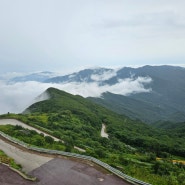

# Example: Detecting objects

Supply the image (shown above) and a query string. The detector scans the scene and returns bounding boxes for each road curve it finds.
[0,138,53,172]
[0,137,131,185]
[0,119,134,185]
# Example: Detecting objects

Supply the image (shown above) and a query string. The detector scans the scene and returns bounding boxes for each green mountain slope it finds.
[88,92,173,123]
[4,87,183,185]
[89,65,185,124]
[23,87,185,157]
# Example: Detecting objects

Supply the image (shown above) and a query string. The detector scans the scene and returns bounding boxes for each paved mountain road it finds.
[0,119,131,185]
[0,138,53,172]
[0,139,131,185]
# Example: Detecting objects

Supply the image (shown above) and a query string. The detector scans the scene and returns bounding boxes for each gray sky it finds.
[1,0,185,74]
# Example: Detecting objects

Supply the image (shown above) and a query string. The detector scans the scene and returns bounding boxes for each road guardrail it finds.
[0,131,152,185]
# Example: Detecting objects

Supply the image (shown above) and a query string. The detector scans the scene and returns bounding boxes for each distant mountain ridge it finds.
[44,68,115,84]
[89,65,185,123]
[9,71,58,83]
[7,65,185,123]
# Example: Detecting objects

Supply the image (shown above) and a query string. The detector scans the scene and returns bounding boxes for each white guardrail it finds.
[0,131,152,185]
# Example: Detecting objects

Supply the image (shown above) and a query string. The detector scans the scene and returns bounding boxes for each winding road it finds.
[0,119,131,184]
[0,134,130,185]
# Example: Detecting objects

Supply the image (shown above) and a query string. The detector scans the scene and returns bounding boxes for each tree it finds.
[33,135,45,146]
[95,147,107,158]
[45,136,54,144]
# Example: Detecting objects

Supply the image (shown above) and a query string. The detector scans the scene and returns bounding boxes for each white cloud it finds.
[0,76,152,114]
[91,69,117,81]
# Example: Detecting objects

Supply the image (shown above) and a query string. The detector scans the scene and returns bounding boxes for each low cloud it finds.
[91,70,117,81]
[0,76,152,114]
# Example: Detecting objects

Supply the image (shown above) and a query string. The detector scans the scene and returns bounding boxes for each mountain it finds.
[44,65,185,124]
[23,87,185,158]
[7,65,185,123]
[6,87,185,185]
[89,65,185,123]
[44,68,115,84]
[9,71,57,83]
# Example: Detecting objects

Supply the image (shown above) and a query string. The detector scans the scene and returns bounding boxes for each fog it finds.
[0,76,152,114]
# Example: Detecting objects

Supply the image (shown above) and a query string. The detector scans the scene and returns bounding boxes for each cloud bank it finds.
[0,76,152,114]
[91,69,117,81]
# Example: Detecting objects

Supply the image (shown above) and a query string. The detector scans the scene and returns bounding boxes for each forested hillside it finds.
[1,87,185,185]
[6,65,185,124]
[89,65,185,124]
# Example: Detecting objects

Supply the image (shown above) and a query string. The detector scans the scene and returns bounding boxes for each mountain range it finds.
[8,65,185,124]
[1,65,185,185]
[9,71,57,83]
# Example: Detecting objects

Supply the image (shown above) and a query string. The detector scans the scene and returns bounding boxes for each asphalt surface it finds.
[0,164,37,185]
[0,157,131,185]
[0,138,53,172]
[29,158,130,185]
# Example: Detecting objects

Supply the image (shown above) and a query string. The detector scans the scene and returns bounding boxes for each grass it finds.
[0,150,22,170]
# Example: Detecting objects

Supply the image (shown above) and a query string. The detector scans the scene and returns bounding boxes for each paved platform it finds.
[29,158,130,185]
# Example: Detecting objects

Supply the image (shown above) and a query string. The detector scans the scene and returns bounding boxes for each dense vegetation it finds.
[0,124,65,151]
[0,87,185,185]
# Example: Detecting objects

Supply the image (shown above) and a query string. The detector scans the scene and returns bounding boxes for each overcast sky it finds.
[1,0,185,74]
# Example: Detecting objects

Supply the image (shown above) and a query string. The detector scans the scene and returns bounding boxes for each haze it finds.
[0,0,185,73]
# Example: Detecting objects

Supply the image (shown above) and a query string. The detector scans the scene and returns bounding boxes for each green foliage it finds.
[45,136,54,144]
[0,149,22,170]
[0,125,65,151]
[1,87,185,185]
